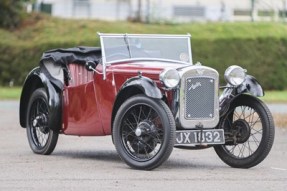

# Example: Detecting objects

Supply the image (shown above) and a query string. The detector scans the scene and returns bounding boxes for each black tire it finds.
[214,94,275,168]
[26,88,59,155]
[113,95,175,170]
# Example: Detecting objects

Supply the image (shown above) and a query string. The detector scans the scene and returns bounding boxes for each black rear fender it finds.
[19,67,62,131]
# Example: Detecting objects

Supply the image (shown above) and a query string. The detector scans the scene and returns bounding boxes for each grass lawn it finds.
[0,87,22,100]
[1,16,287,45]
[260,91,287,103]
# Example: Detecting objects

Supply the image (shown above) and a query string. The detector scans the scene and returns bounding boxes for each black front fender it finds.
[111,76,162,130]
[19,67,62,131]
[219,75,264,117]
[236,75,264,97]
[121,76,162,99]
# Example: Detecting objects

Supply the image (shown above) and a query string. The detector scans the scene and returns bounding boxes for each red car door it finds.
[62,63,104,136]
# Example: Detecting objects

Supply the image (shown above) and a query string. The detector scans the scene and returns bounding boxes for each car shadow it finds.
[162,159,229,170]
[53,149,121,163]
[52,149,230,170]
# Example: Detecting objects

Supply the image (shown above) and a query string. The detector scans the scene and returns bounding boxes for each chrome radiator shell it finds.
[178,65,219,129]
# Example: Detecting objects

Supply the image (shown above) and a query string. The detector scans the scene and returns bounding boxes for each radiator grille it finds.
[185,77,215,119]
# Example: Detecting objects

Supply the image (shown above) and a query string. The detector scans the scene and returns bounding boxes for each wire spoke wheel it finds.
[29,97,50,148]
[26,88,59,155]
[113,95,175,170]
[214,95,274,168]
[223,105,262,158]
[121,104,164,161]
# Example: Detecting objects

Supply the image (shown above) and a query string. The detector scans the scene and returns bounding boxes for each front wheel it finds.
[113,95,176,170]
[26,88,59,155]
[214,94,275,168]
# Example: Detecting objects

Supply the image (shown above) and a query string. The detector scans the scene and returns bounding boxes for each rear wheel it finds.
[26,88,59,155]
[113,95,175,170]
[214,95,274,168]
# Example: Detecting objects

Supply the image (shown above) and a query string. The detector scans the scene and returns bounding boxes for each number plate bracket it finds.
[175,129,225,146]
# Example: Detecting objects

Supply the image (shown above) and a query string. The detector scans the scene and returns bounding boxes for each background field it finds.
[0,14,287,90]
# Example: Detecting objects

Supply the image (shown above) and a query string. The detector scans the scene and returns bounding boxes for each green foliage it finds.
[192,37,287,90]
[0,16,287,90]
[0,0,29,29]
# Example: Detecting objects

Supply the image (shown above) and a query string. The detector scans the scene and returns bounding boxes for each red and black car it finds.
[19,33,274,170]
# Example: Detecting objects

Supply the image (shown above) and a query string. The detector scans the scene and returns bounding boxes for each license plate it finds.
[175,129,225,145]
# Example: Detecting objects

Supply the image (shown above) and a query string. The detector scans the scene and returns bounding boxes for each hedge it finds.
[0,17,287,90]
[192,37,287,90]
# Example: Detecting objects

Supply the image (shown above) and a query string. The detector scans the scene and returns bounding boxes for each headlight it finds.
[224,65,246,86]
[159,68,180,88]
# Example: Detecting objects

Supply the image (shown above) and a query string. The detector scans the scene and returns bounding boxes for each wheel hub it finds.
[135,120,155,137]
[33,114,49,134]
[135,128,142,137]
[132,120,157,153]
[232,119,251,144]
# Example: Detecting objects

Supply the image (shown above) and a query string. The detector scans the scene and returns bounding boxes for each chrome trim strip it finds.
[187,35,193,64]
[99,34,107,80]
[98,33,191,38]
[106,58,191,65]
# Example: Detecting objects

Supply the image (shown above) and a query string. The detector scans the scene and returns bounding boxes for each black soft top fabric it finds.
[40,46,101,66]
[39,46,101,89]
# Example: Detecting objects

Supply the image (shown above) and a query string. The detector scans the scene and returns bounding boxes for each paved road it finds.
[0,101,286,191]
[267,103,287,114]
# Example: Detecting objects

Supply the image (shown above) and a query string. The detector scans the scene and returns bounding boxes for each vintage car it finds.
[19,33,274,170]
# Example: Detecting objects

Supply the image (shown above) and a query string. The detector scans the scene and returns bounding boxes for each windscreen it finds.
[101,35,192,64]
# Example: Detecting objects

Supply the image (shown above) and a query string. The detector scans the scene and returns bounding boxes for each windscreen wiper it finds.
[124,33,132,58]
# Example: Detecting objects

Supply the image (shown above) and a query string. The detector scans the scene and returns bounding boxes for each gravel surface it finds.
[0,101,286,191]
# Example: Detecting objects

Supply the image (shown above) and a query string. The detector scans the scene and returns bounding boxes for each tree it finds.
[0,0,30,29]
[136,0,142,22]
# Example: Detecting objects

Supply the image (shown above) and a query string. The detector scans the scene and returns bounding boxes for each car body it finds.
[19,33,274,170]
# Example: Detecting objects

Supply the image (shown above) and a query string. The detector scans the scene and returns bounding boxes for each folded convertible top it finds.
[40,46,101,66]
[39,46,101,89]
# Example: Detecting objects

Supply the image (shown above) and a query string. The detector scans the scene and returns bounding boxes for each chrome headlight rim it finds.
[224,65,246,86]
[159,68,180,89]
